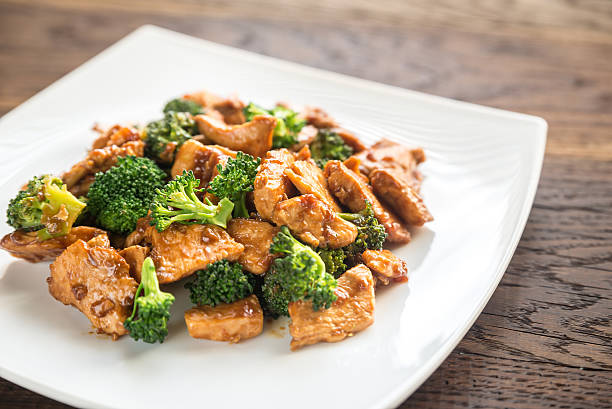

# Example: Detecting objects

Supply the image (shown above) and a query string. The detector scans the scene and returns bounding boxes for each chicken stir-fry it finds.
[1,90,432,349]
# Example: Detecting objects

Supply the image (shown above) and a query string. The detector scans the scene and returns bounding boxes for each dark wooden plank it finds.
[0,0,611,408]
[403,352,612,409]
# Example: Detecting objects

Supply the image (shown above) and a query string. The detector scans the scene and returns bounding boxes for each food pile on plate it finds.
[0,90,432,350]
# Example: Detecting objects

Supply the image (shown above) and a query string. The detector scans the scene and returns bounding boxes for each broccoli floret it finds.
[206,152,261,218]
[243,103,305,148]
[185,260,253,307]
[163,98,204,115]
[262,226,337,317]
[317,248,348,279]
[149,170,234,232]
[316,204,385,278]
[6,175,86,240]
[144,111,199,164]
[310,129,354,168]
[124,257,175,344]
[339,202,387,251]
[87,156,166,235]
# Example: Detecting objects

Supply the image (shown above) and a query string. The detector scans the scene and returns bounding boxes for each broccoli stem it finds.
[234,194,249,218]
[338,212,360,222]
[141,257,160,297]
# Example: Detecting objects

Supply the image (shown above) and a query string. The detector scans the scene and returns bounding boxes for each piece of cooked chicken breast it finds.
[362,249,408,285]
[253,148,297,221]
[0,226,106,263]
[123,217,244,283]
[324,160,411,243]
[227,218,280,275]
[370,169,433,227]
[47,234,138,338]
[272,194,358,249]
[288,264,375,350]
[184,295,263,343]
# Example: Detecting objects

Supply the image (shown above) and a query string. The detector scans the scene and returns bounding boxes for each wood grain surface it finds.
[0,0,610,408]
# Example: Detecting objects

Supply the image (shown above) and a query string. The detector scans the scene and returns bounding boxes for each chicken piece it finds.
[183,90,246,124]
[253,148,297,220]
[62,140,145,197]
[324,161,411,243]
[352,139,425,192]
[0,226,106,263]
[343,157,370,184]
[214,98,246,125]
[295,145,311,161]
[184,295,263,343]
[118,245,150,281]
[288,264,375,350]
[124,217,244,283]
[195,114,275,158]
[171,139,237,188]
[91,125,140,150]
[301,106,338,129]
[370,169,433,227]
[227,218,280,274]
[332,127,367,153]
[284,160,341,212]
[47,234,138,338]
[272,194,358,249]
[362,249,408,285]
[291,125,318,151]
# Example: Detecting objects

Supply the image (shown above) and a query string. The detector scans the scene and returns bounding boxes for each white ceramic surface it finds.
[0,25,546,409]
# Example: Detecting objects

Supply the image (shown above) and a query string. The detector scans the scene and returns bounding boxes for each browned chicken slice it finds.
[195,114,275,158]
[91,125,141,150]
[253,148,297,220]
[227,218,280,274]
[352,139,425,192]
[183,90,246,124]
[324,161,411,243]
[292,125,318,151]
[343,157,370,184]
[184,295,263,343]
[295,145,311,161]
[362,249,408,285]
[284,160,341,212]
[301,106,338,129]
[62,139,145,197]
[0,226,106,263]
[47,234,138,338]
[124,217,244,283]
[171,139,237,188]
[288,264,375,350]
[118,245,150,281]
[332,127,367,153]
[272,194,358,249]
[370,169,433,227]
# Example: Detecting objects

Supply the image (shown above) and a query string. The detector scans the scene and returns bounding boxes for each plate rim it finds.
[0,25,548,409]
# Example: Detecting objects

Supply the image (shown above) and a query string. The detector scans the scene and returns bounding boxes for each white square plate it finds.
[0,26,546,409]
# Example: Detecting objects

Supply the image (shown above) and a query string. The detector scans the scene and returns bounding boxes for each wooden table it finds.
[1,1,610,407]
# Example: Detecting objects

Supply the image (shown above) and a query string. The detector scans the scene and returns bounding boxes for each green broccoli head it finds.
[263,226,338,317]
[163,98,204,115]
[310,129,354,168]
[339,201,387,258]
[206,152,261,218]
[149,170,234,232]
[144,111,199,164]
[86,156,166,235]
[124,257,175,344]
[185,260,253,307]
[317,248,348,279]
[6,175,86,240]
[243,102,306,148]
